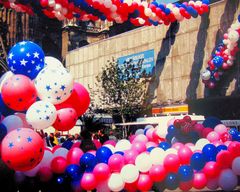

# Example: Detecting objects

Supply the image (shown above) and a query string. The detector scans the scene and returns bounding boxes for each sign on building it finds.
[118,49,155,77]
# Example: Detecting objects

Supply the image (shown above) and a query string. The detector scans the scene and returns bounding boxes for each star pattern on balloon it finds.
[8,142,14,149]
[27,136,32,143]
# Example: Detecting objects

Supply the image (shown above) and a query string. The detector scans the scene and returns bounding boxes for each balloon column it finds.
[0,40,91,171]
[0,0,210,26]
[201,14,240,89]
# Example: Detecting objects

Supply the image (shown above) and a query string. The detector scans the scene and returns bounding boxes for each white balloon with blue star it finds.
[44,56,64,69]
[7,41,45,79]
[26,101,57,130]
[34,66,74,104]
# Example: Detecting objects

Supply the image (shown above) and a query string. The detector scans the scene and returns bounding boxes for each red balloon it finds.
[137,174,153,191]
[51,156,67,174]
[179,180,193,191]
[40,0,48,7]
[55,83,90,116]
[228,141,240,158]
[124,181,138,192]
[67,147,84,165]
[81,173,97,191]
[149,165,166,182]
[1,75,37,111]
[203,161,220,178]
[108,154,125,172]
[93,163,110,181]
[202,128,213,138]
[1,128,44,171]
[216,150,233,169]
[52,108,78,131]
[163,154,180,173]
[193,173,207,189]
[178,146,193,165]
[38,167,52,182]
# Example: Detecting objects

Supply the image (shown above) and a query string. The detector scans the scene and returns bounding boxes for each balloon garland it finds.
[201,14,240,89]
[0,0,210,26]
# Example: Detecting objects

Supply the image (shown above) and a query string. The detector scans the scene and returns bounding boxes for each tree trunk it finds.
[121,114,127,138]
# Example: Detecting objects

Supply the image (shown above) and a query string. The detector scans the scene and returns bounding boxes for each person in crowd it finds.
[49,133,56,147]
[109,130,118,142]
[79,129,97,153]
[44,132,52,147]
[98,130,109,144]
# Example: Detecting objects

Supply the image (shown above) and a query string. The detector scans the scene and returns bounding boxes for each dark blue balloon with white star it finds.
[7,41,45,79]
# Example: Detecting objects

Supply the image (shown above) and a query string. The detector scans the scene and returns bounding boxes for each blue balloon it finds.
[0,94,14,116]
[151,1,158,7]
[167,125,176,135]
[165,173,179,190]
[159,142,171,151]
[238,14,240,22]
[61,140,73,150]
[80,153,97,172]
[202,144,218,161]
[217,145,227,152]
[114,151,124,156]
[7,41,45,79]
[164,8,171,15]
[189,131,200,143]
[96,146,112,164]
[178,165,194,182]
[187,6,198,18]
[158,4,165,11]
[202,0,210,5]
[190,152,206,171]
[147,147,155,152]
[166,133,174,143]
[202,117,222,129]
[56,176,64,184]
[212,56,224,68]
[0,123,7,141]
[65,164,83,181]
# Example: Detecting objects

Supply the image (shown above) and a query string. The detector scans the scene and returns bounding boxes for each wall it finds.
[66,0,240,106]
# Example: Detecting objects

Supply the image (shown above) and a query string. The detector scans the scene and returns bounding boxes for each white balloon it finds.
[115,139,131,152]
[120,164,139,183]
[0,71,13,92]
[150,147,165,165]
[26,101,57,130]
[53,147,68,158]
[2,115,23,133]
[103,144,115,153]
[195,138,210,150]
[228,30,239,43]
[108,173,125,192]
[135,153,152,172]
[135,129,144,135]
[40,150,54,168]
[165,148,178,155]
[201,69,211,80]
[44,56,64,69]
[35,67,74,104]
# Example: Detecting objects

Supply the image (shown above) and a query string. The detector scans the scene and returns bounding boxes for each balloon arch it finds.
[0,0,240,191]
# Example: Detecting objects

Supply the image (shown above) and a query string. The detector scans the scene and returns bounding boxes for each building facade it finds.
[65,0,240,118]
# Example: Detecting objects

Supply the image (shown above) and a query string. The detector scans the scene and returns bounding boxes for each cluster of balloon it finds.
[6,115,240,192]
[201,14,240,89]
[0,40,90,172]
[1,0,209,26]
[166,116,201,144]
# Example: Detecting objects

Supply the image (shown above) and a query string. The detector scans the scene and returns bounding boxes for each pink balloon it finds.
[185,143,194,147]
[178,146,193,165]
[207,131,220,142]
[133,134,148,144]
[129,135,136,143]
[51,156,67,174]
[137,174,153,191]
[149,165,166,182]
[146,128,154,141]
[67,147,84,165]
[203,161,220,178]
[146,141,157,148]
[96,181,110,192]
[81,173,97,191]
[193,173,207,189]
[38,167,52,182]
[207,177,219,190]
[55,83,90,116]
[108,154,125,172]
[124,149,138,164]
[93,163,110,181]
[103,140,116,147]
[172,142,184,150]
[1,128,44,171]
[163,154,180,173]
[214,124,227,135]
[131,142,146,154]
[52,108,78,131]
[202,128,213,138]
